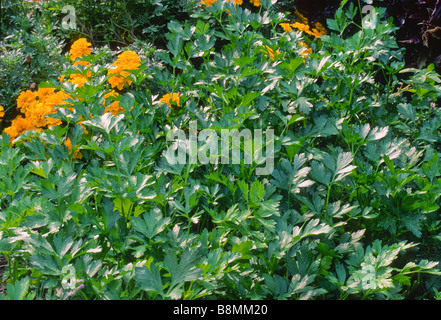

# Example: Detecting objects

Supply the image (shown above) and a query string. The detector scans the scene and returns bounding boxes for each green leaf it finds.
[167,34,184,58]
[302,219,332,237]
[280,57,304,75]
[237,180,249,202]
[82,113,124,135]
[101,197,121,231]
[131,208,171,240]
[355,124,389,141]
[335,152,357,181]
[335,262,346,283]
[232,239,253,258]
[29,159,54,179]
[30,255,61,276]
[310,161,332,186]
[52,233,74,259]
[271,154,314,192]
[164,248,202,296]
[56,172,77,199]
[397,103,416,122]
[263,274,289,297]
[250,179,265,205]
[316,55,331,73]
[134,262,164,296]
[422,153,440,181]
[326,18,341,32]
[23,139,47,160]
[120,92,135,111]
[5,277,30,300]
[168,20,195,40]
[196,34,216,52]
[295,97,313,115]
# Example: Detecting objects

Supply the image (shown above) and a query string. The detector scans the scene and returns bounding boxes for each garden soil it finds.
[290,0,441,73]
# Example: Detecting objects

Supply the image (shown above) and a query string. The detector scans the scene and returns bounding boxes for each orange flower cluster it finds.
[67,39,93,88]
[2,37,142,160]
[4,88,71,142]
[201,0,217,5]
[153,92,182,117]
[280,10,327,38]
[297,41,313,57]
[157,93,181,108]
[108,51,141,90]
[68,72,90,88]
[69,38,92,62]
[65,137,83,159]
[249,0,260,6]
[201,0,258,7]
[279,23,293,32]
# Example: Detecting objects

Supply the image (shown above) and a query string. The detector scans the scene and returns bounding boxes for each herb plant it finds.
[1,0,441,300]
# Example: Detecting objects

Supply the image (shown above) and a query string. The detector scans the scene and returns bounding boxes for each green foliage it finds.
[31,0,197,47]
[0,3,66,129]
[1,0,441,300]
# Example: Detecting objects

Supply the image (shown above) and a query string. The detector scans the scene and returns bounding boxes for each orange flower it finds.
[4,88,71,142]
[154,92,181,118]
[69,38,92,62]
[263,46,281,60]
[279,23,293,32]
[73,60,90,67]
[160,93,181,107]
[104,90,119,100]
[108,69,127,91]
[68,73,89,88]
[226,0,243,5]
[108,51,141,90]
[291,22,310,34]
[36,88,57,101]
[297,42,313,57]
[291,22,327,38]
[3,116,36,141]
[249,0,260,6]
[27,102,59,128]
[114,51,141,70]
[43,90,71,109]
[65,137,83,160]
[16,90,38,114]
[103,90,124,116]
[280,10,327,38]
[104,102,124,116]
[201,0,217,6]
[68,60,92,88]
[0,106,4,120]
[311,22,327,37]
